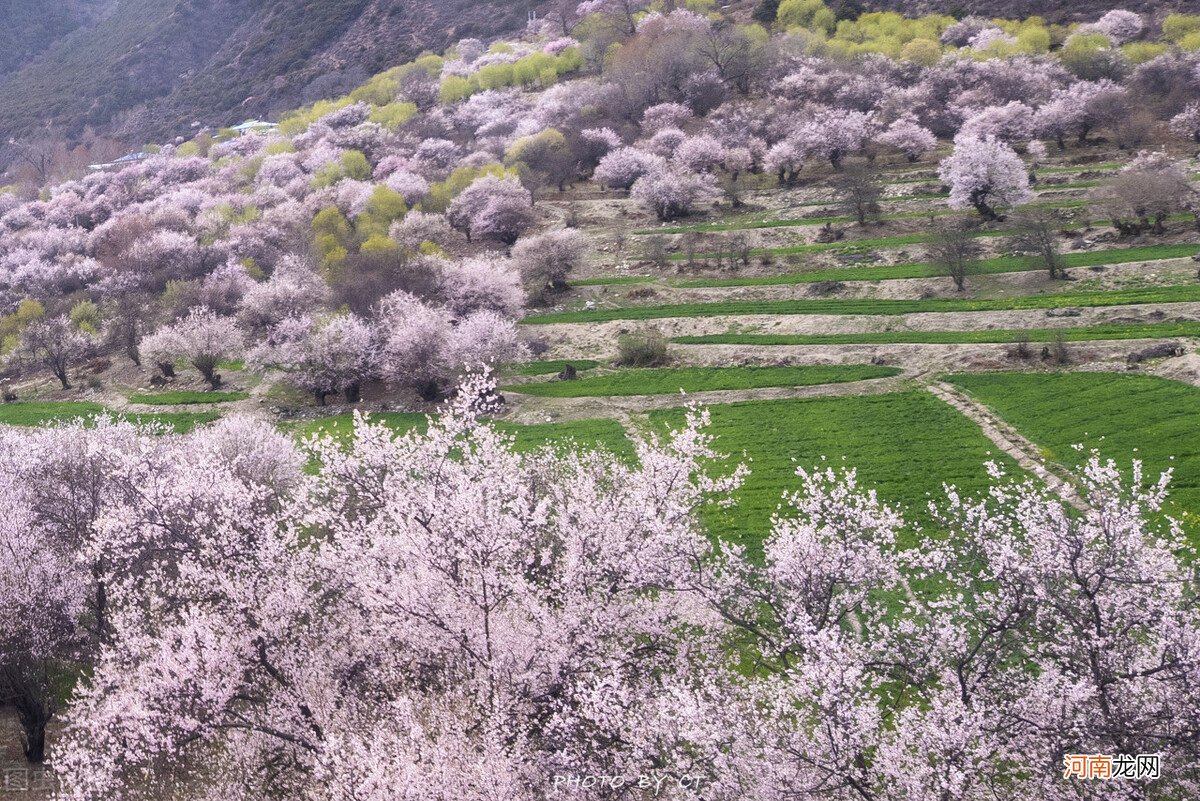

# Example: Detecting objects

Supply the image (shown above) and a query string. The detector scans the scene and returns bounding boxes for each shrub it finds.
[616,327,670,367]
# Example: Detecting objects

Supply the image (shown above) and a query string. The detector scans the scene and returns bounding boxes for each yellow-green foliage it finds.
[69,300,101,335]
[900,38,942,64]
[369,101,418,130]
[313,150,372,188]
[476,62,516,91]
[1057,32,1117,74]
[1162,14,1200,43]
[819,12,955,59]
[421,163,511,213]
[418,241,446,257]
[312,206,354,272]
[216,204,261,227]
[356,185,408,241]
[265,139,297,156]
[1123,41,1168,63]
[413,54,444,75]
[176,141,202,158]
[1180,31,1200,51]
[1014,24,1051,53]
[341,150,371,180]
[350,74,400,106]
[313,162,344,189]
[439,49,583,105]
[777,0,836,34]
[505,128,569,167]
[0,298,45,353]
[279,97,354,136]
[440,75,475,104]
[359,234,398,254]
[513,53,556,86]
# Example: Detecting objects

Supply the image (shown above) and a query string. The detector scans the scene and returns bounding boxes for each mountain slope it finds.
[0,0,112,76]
[0,0,532,142]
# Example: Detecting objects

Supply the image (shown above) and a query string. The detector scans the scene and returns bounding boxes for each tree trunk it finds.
[972,200,998,221]
[12,692,51,764]
[198,364,221,390]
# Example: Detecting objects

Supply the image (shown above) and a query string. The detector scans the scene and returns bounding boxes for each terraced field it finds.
[648,392,1023,553]
[673,322,1200,347]
[0,402,219,432]
[944,372,1200,532]
[526,285,1200,324]
[506,146,1200,545]
[504,365,900,397]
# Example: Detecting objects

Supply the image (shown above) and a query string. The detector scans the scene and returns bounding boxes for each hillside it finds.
[0,0,532,143]
[3,1,1200,797]
[861,0,1177,19]
[0,0,111,76]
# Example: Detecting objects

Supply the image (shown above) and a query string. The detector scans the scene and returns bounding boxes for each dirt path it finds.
[502,373,911,423]
[927,381,1088,512]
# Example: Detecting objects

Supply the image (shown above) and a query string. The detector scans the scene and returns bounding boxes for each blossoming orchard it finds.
[1,0,1200,799]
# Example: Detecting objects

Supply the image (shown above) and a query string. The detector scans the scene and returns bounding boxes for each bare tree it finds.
[643,235,669,269]
[1093,163,1196,237]
[927,221,982,292]
[21,317,94,389]
[543,0,579,36]
[1011,208,1067,280]
[831,163,883,225]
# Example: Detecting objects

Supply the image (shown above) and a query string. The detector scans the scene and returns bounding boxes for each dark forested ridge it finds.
[0,0,1176,146]
[0,0,533,143]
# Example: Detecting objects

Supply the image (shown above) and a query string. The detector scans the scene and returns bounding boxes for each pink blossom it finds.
[939,134,1033,219]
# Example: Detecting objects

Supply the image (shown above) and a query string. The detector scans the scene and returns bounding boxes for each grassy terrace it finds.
[675,244,1200,288]
[128,390,250,405]
[944,372,1200,535]
[503,365,901,398]
[0,401,219,432]
[524,285,1200,324]
[649,392,1022,553]
[673,321,1200,347]
[506,359,601,375]
[572,244,1199,289]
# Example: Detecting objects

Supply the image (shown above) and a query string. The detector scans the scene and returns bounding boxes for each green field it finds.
[673,322,1200,347]
[128,390,250,405]
[0,402,219,432]
[504,365,901,397]
[674,244,1200,288]
[287,411,634,460]
[524,285,1200,324]
[507,359,602,375]
[649,392,1022,554]
[944,372,1200,531]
